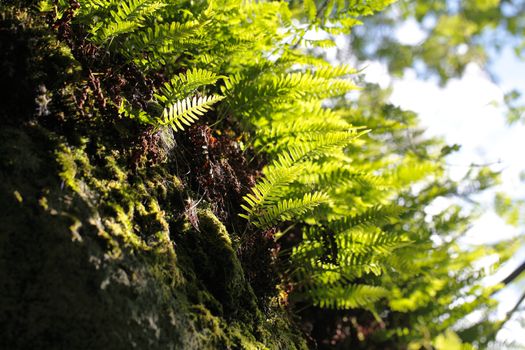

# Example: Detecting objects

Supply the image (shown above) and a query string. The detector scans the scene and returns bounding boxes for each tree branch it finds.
[501,260,525,286]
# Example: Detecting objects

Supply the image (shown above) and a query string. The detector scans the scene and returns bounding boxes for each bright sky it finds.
[361,23,525,345]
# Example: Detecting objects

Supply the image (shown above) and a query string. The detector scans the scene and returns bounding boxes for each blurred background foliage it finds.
[294,0,525,348]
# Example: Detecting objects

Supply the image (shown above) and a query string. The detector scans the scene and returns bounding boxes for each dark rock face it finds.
[0,4,306,349]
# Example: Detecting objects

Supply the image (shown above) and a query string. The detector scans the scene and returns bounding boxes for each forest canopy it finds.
[0,0,524,349]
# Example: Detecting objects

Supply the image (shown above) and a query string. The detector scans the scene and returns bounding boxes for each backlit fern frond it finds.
[293,223,408,269]
[126,20,203,56]
[259,105,354,137]
[293,249,387,280]
[245,192,330,229]
[289,129,368,159]
[240,129,366,225]
[240,162,304,213]
[336,227,411,256]
[308,283,388,309]
[268,73,358,99]
[158,95,224,131]
[327,205,402,232]
[95,21,138,42]
[311,64,357,79]
[240,129,365,228]
[386,159,441,189]
[315,165,387,190]
[90,0,165,43]
[304,38,337,48]
[155,68,223,103]
[295,0,395,31]
[222,71,358,119]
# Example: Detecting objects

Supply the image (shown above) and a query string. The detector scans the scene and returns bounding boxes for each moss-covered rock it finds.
[0,3,307,349]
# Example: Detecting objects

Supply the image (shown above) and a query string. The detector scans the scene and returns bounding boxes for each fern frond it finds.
[314,165,387,190]
[96,20,139,42]
[292,226,408,277]
[223,71,359,119]
[386,160,440,188]
[110,0,164,22]
[285,129,368,163]
[304,38,337,48]
[260,116,355,139]
[294,253,387,280]
[82,0,114,11]
[240,163,304,214]
[269,73,358,98]
[91,0,165,42]
[247,192,330,228]
[155,68,222,103]
[295,0,395,30]
[158,95,224,131]
[337,228,411,256]
[309,283,388,309]
[303,0,317,20]
[241,129,366,226]
[312,64,357,79]
[117,98,156,124]
[328,205,402,232]
[130,20,203,53]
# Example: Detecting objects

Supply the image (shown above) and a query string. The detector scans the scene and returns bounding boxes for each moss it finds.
[56,143,88,193]
[0,3,308,350]
[188,209,258,315]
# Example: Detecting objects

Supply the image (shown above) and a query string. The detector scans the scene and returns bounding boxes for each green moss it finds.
[56,144,89,193]
[1,128,308,350]
[177,209,257,317]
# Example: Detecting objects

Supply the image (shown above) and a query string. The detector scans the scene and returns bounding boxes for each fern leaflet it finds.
[159,95,224,131]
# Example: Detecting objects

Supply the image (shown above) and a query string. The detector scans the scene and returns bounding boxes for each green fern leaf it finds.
[159,95,224,131]
[309,283,388,309]
[250,192,330,228]
[328,205,402,232]
[156,68,223,103]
